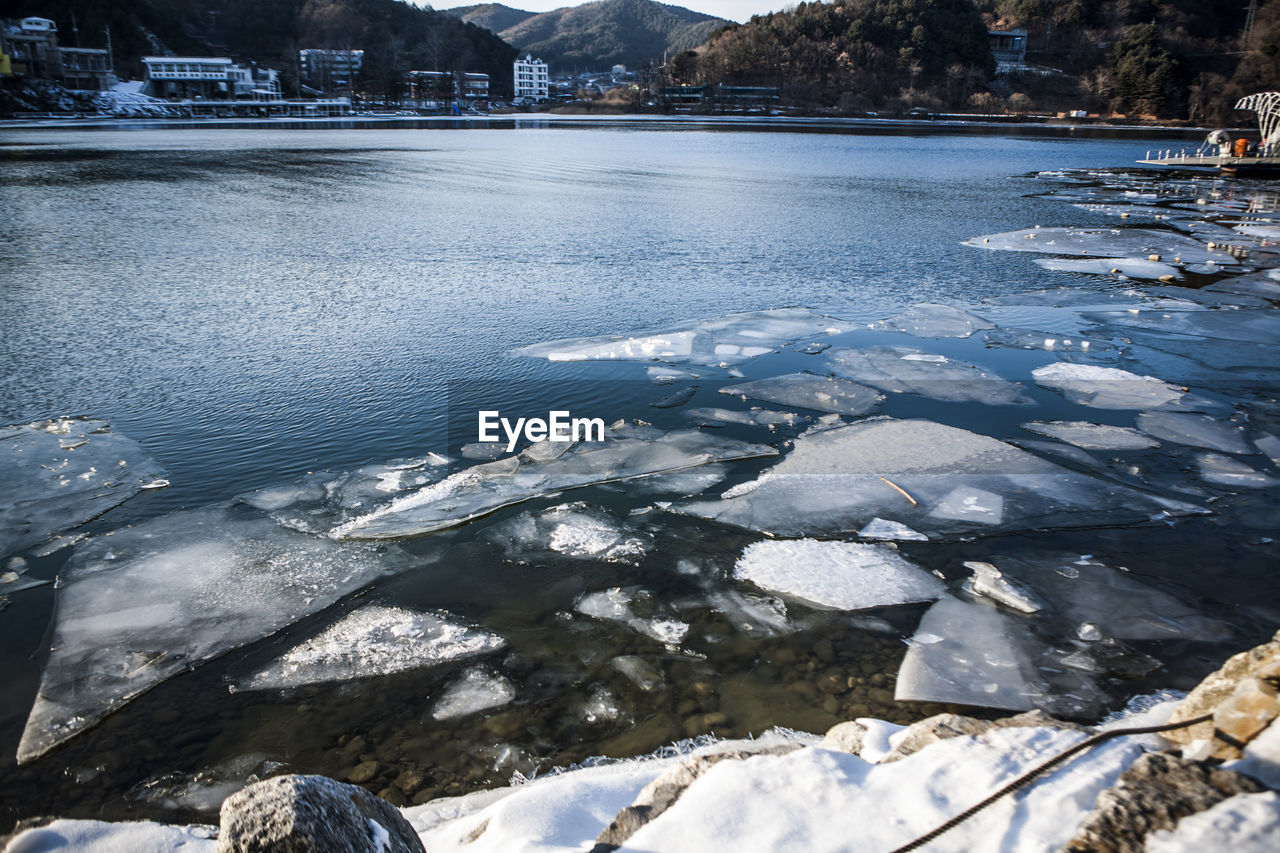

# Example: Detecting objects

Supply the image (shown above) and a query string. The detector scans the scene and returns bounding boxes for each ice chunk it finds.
[0,417,165,559]
[964,227,1239,265]
[511,308,856,367]
[580,687,626,722]
[1036,257,1183,280]
[431,667,516,720]
[870,303,995,338]
[963,561,1043,614]
[575,587,689,646]
[675,419,1199,539]
[1021,421,1160,451]
[18,505,413,763]
[685,407,807,429]
[858,518,927,541]
[733,539,944,611]
[704,589,793,637]
[1256,433,1280,467]
[1206,271,1280,302]
[1135,412,1254,454]
[651,385,698,409]
[895,597,1043,712]
[333,423,776,539]
[460,442,508,460]
[130,753,284,812]
[612,655,664,692]
[825,346,1032,406]
[234,606,504,692]
[1083,307,1280,346]
[718,373,883,416]
[1032,362,1186,409]
[646,366,700,384]
[622,464,727,497]
[484,502,651,565]
[983,328,1120,358]
[1197,453,1278,488]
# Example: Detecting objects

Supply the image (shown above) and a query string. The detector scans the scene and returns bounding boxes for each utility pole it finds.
[71,11,81,47]
[1243,0,1259,49]
[105,26,113,72]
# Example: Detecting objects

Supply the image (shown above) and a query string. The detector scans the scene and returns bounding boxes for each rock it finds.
[345,760,382,785]
[1233,716,1280,789]
[816,669,848,695]
[1166,629,1280,750]
[1062,752,1267,853]
[821,720,869,754]
[217,774,425,853]
[881,710,1083,763]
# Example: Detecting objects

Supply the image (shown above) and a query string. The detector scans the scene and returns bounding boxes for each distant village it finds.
[1,11,1053,120]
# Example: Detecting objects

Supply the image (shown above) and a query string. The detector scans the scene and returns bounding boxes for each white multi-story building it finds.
[143,56,281,100]
[513,54,548,101]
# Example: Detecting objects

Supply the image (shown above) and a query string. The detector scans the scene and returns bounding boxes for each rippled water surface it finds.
[2,122,1275,825]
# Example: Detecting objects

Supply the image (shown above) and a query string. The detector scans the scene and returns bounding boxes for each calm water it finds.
[1,121,1273,824]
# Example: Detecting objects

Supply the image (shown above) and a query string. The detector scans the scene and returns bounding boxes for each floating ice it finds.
[461,442,508,460]
[964,227,1238,265]
[963,561,1043,614]
[718,373,884,416]
[733,539,943,611]
[675,419,1198,539]
[1256,433,1280,467]
[580,687,626,722]
[333,423,775,540]
[870,303,995,338]
[621,464,728,497]
[983,328,1120,358]
[130,753,285,812]
[1083,307,1280,346]
[484,503,651,565]
[612,655,664,692]
[575,587,689,646]
[825,346,1032,406]
[1035,257,1182,280]
[432,667,516,720]
[1031,362,1186,409]
[895,597,1042,712]
[234,606,504,692]
[858,518,928,541]
[647,366,700,384]
[1021,421,1160,451]
[1196,453,1278,488]
[17,505,413,763]
[510,308,855,367]
[1135,412,1254,454]
[1206,271,1280,301]
[704,589,793,637]
[651,386,698,409]
[0,418,165,559]
[685,407,807,429]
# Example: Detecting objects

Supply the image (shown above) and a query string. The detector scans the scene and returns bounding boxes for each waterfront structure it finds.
[1,16,115,90]
[143,57,282,100]
[405,70,490,110]
[989,29,1028,71]
[461,72,489,102]
[514,54,549,101]
[1140,91,1280,174]
[299,49,364,92]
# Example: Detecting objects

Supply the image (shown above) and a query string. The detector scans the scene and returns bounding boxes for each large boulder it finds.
[1166,629,1280,760]
[217,774,425,853]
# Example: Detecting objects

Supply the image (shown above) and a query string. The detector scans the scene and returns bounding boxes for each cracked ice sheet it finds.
[825,346,1032,406]
[895,596,1044,712]
[869,303,995,338]
[733,539,943,611]
[233,606,504,692]
[484,503,652,565]
[509,308,856,367]
[1135,412,1254,455]
[332,424,776,540]
[432,667,516,721]
[964,227,1240,266]
[718,373,884,416]
[673,419,1202,540]
[18,505,412,763]
[1082,307,1280,346]
[0,417,165,559]
[1021,421,1160,451]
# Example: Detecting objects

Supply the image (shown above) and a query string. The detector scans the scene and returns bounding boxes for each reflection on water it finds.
[1,126,1276,825]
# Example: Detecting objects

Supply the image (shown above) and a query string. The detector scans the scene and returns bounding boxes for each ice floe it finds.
[733,539,943,611]
[965,227,1239,265]
[870,303,995,338]
[0,417,165,559]
[1196,454,1278,488]
[1031,363,1187,409]
[575,587,690,647]
[983,328,1120,358]
[1036,257,1183,280]
[963,561,1044,614]
[129,754,285,812]
[1083,307,1280,346]
[1021,421,1161,450]
[510,308,855,367]
[234,606,504,692]
[717,373,884,416]
[333,423,776,540]
[685,407,806,429]
[484,503,651,565]
[432,667,516,721]
[675,419,1199,539]
[703,589,793,637]
[895,596,1042,712]
[17,505,413,763]
[825,346,1032,406]
[651,386,698,409]
[858,517,928,541]
[1135,412,1254,454]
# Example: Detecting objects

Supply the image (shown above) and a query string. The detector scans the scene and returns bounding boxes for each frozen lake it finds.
[1,122,1277,824]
